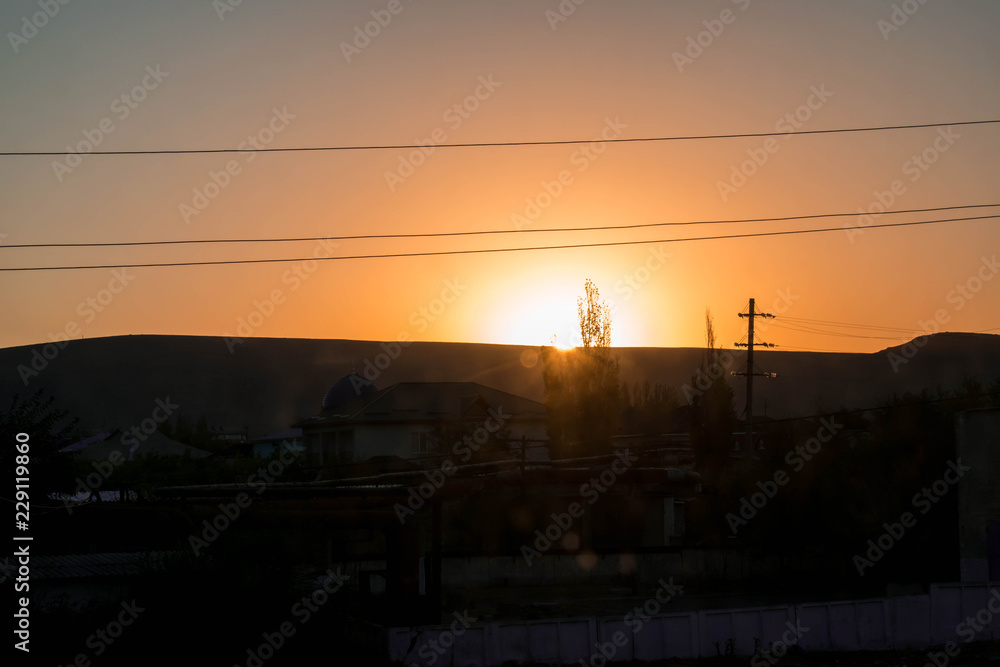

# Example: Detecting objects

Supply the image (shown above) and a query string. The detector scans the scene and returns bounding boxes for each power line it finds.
[3,204,996,251]
[774,320,1000,340]
[772,321,1000,351]
[2,213,997,272]
[772,344,857,353]
[779,316,918,334]
[1,119,997,157]
[769,321,905,341]
[10,204,1000,251]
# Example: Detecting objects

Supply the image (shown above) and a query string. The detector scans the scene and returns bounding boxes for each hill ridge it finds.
[2,333,998,437]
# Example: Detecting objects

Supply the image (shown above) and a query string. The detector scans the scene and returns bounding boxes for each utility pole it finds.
[733,298,777,451]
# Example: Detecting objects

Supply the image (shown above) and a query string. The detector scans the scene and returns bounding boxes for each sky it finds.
[1,0,998,354]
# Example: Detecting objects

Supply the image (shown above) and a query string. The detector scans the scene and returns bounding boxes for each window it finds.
[338,430,354,461]
[319,430,355,464]
[321,432,338,464]
[411,431,433,455]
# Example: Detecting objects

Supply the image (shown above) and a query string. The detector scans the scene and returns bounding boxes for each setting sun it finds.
[480,274,589,348]
[551,337,576,351]
[3,2,999,662]
[504,297,580,348]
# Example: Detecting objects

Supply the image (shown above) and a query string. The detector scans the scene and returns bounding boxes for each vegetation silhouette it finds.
[541,279,620,458]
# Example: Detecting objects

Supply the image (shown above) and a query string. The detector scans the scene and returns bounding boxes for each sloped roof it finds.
[61,430,212,461]
[31,552,175,580]
[298,381,546,425]
[251,428,303,444]
[59,431,113,453]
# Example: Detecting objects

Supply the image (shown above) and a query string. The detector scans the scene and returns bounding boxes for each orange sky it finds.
[1,0,998,355]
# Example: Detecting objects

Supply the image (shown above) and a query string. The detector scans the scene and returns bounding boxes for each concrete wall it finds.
[387,583,1000,665]
[439,550,834,589]
[957,409,1000,581]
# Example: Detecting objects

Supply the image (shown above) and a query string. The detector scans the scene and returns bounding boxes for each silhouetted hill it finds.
[2,332,998,437]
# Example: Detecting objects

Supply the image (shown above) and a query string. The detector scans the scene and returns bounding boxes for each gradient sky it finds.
[1,0,998,354]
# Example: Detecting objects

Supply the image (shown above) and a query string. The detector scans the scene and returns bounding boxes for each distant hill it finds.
[1,332,998,437]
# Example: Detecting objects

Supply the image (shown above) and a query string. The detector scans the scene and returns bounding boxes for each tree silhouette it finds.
[620,380,679,433]
[0,390,79,499]
[690,308,737,473]
[542,280,620,458]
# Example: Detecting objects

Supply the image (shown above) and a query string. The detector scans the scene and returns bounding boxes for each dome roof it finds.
[322,373,378,412]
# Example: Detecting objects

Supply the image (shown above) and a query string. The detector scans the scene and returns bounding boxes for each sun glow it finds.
[477,265,632,348]
[551,337,576,351]
[492,292,582,348]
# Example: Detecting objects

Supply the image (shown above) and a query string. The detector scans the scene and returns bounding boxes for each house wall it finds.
[356,423,415,460]
[305,419,549,464]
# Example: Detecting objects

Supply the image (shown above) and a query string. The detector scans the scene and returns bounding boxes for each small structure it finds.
[295,374,549,466]
[248,428,304,458]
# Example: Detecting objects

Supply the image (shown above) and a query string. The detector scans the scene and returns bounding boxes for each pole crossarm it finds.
[737,298,778,446]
